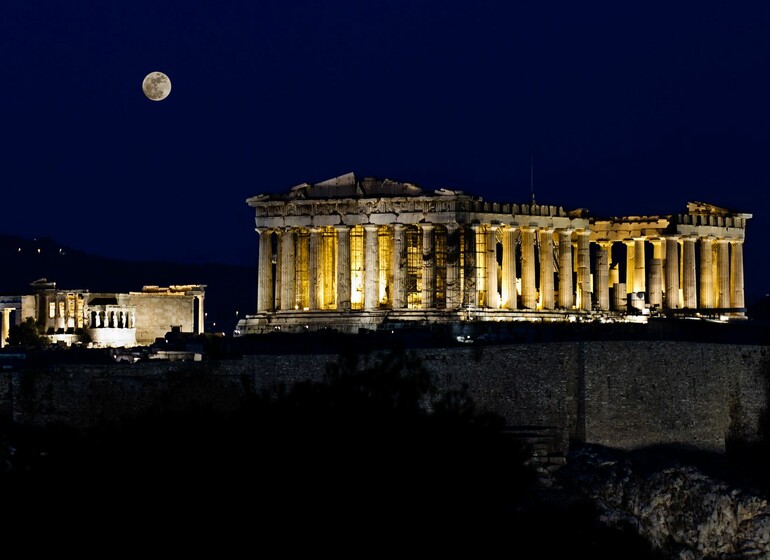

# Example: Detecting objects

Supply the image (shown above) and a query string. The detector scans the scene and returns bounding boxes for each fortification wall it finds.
[581,342,768,452]
[0,341,767,455]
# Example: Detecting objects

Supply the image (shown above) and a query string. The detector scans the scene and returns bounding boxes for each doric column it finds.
[421,224,436,309]
[363,224,379,311]
[595,241,610,311]
[623,240,636,295]
[539,228,554,310]
[613,282,627,311]
[462,226,478,307]
[445,224,461,309]
[335,225,351,311]
[648,259,662,309]
[558,229,574,309]
[256,228,274,312]
[730,239,745,310]
[634,238,646,294]
[308,227,320,310]
[520,226,537,309]
[576,231,591,311]
[699,237,714,309]
[485,225,499,309]
[279,228,296,310]
[470,224,484,307]
[682,236,697,309]
[501,225,517,309]
[716,239,730,308]
[664,236,680,309]
[391,224,405,309]
[648,239,663,308]
[0,308,10,349]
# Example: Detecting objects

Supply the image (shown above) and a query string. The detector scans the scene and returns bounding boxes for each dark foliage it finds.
[6,317,48,348]
[0,350,664,557]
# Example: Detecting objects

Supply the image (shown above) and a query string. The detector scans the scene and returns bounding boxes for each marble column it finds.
[716,239,730,308]
[664,236,680,309]
[682,236,697,309]
[470,224,480,307]
[623,240,634,295]
[445,224,461,309]
[595,241,610,311]
[613,283,627,311]
[421,224,436,309]
[391,224,405,309]
[501,226,517,309]
[279,228,295,310]
[699,237,714,309]
[363,224,379,311]
[648,239,663,308]
[486,225,499,309]
[257,228,274,312]
[648,259,662,308]
[462,226,477,307]
[0,308,10,348]
[308,227,319,310]
[558,229,574,309]
[539,228,555,310]
[335,225,351,311]
[634,238,646,294]
[520,226,537,309]
[576,231,591,311]
[730,239,745,310]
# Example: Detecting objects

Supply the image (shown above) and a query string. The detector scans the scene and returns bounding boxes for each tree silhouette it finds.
[6,317,48,348]
[0,347,666,557]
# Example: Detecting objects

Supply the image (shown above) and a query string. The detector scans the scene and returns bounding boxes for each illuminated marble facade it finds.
[236,173,751,335]
[0,280,205,348]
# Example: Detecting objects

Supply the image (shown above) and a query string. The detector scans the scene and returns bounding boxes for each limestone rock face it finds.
[562,446,770,559]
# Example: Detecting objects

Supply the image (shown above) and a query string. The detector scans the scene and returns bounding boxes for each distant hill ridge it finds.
[0,234,256,335]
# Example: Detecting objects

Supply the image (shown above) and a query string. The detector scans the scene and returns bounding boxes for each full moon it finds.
[142,71,171,101]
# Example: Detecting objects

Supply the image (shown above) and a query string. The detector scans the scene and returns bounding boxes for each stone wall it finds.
[130,294,196,344]
[1,341,767,456]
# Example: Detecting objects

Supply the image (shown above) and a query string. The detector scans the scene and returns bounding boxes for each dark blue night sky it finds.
[2,1,769,302]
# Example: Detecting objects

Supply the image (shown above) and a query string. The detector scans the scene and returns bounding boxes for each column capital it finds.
[362,223,378,231]
[420,223,435,232]
[557,227,575,234]
[332,224,350,232]
[255,227,268,235]
[729,238,745,245]
[444,222,459,233]
[715,237,731,245]
[596,238,612,248]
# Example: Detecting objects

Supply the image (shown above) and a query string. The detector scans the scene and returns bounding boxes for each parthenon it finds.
[235,172,751,335]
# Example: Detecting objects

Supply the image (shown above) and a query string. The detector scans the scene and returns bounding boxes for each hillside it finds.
[0,234,256,335]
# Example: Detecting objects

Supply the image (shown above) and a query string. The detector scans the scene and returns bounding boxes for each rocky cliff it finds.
[558,445,770,559]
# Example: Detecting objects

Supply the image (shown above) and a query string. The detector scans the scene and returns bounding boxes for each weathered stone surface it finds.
[563,445,770,559]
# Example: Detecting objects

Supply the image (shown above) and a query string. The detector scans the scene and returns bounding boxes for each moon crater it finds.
[142,71,171,101]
